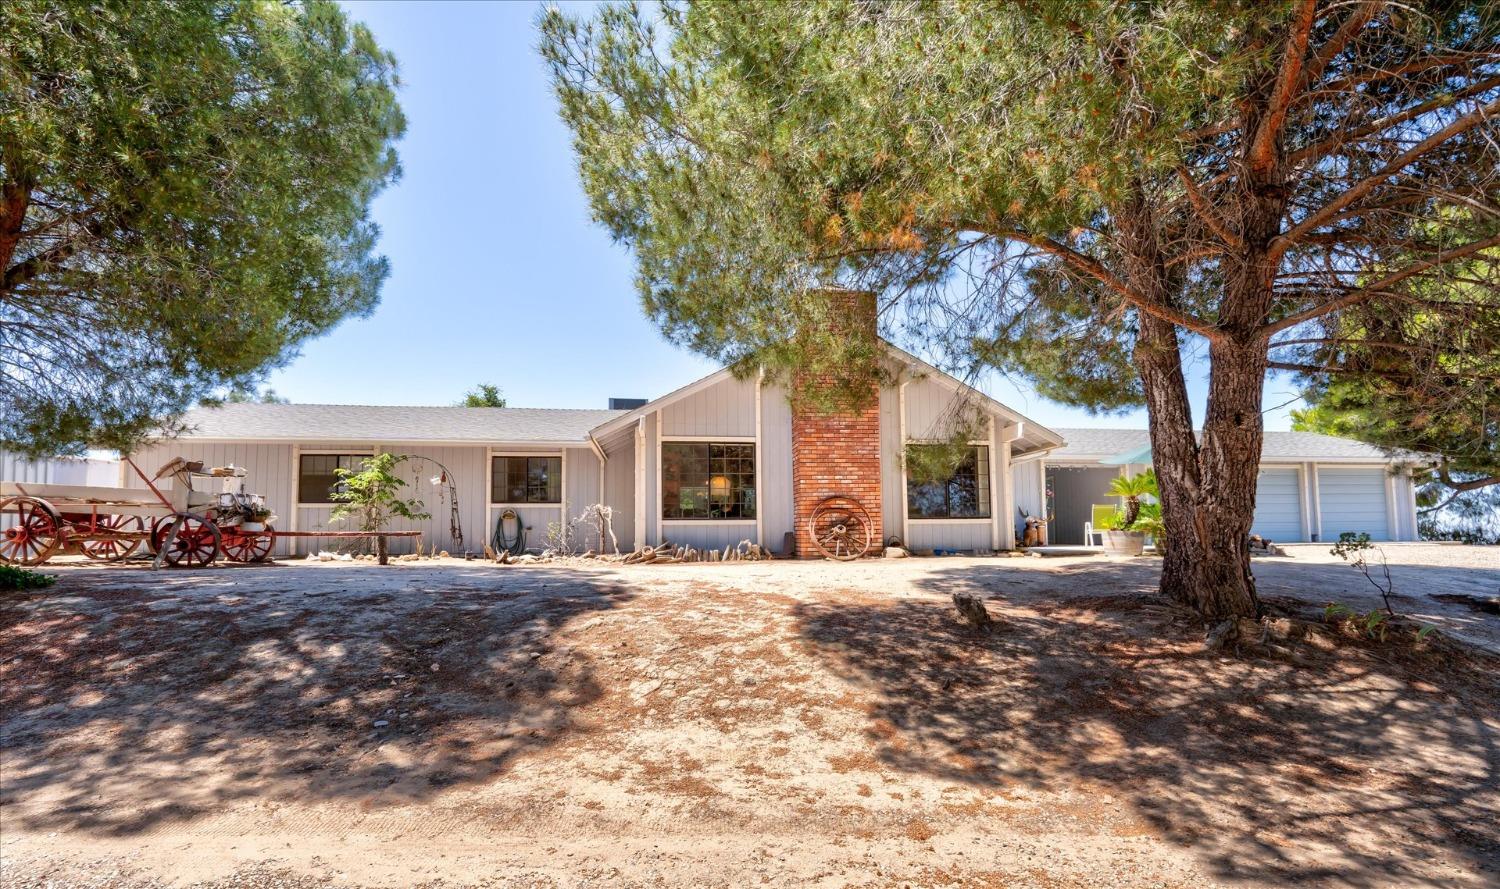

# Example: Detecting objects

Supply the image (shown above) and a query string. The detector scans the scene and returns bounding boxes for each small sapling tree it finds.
[1325,531,1438,644]
[1330,532,1396,614]
[330,453,430,565]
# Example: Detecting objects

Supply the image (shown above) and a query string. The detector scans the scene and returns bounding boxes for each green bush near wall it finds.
[0,565,57,591]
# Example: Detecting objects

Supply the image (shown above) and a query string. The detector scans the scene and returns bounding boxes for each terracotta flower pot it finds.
[1102,529,1145,557]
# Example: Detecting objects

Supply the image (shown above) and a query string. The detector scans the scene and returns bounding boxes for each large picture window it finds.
[491,455,561,504]
[298,454,367,504]
[662,442,755,520]
[906,445,991,519]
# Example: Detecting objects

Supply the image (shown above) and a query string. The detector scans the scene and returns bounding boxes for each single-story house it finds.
[117,340,1422,558]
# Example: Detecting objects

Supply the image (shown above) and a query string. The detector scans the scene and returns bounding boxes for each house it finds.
[116,339,1422,557]
[1017,428,1422,546]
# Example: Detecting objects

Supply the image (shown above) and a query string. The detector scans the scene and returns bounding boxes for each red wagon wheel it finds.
[147,515,175,555]
[79,514,145,562]
[149,509,213,554]
[158,513,222,568]
[221,526,274,563]
[807,495,874,561]
[0,496,65,566]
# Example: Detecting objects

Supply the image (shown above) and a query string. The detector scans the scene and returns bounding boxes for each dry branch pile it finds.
[622,539,770,565]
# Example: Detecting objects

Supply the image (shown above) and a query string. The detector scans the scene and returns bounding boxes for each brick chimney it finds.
[790,289,883,558]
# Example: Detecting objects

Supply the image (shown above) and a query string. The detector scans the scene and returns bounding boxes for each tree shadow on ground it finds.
[795,562,1500,887]
[0,564,630,836]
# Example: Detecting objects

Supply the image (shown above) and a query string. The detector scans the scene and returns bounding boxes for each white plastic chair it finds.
[1083,522,1104,547]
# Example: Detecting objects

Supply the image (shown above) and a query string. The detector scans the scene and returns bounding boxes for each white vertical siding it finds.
[122,441,298,555]
[1,451,58,485]
[1252,466,1304,541]
[2,452,121,486]
[658,521,760,550]
[282,444,488,556]
[879,382,905,544]
[760,384,795,554]
[1303,461,1323,541]
[378,444,488,557]
[1010,458,1045,541]
[993,421,1013,550]
[1394,470,1419,541]
[562,445,604,551]
[1318,466,1392,541]
[602,436,635,553]
[903,376,969,441]
[906,522,994,551]
[659,374,757,437]
[642,413,660,544]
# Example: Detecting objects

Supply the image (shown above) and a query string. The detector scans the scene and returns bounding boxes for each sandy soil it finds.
[2,546,1497,888]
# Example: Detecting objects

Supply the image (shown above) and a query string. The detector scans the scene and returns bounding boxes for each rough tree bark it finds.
[1116,182,1276,621]
[1119,53,1304,621]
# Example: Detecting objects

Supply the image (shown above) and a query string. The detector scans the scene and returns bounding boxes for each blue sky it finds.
[268,1,1303,431]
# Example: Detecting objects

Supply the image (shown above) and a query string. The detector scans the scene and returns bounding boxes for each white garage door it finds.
[1252,467,1303,542]
[1319,467,1390,541]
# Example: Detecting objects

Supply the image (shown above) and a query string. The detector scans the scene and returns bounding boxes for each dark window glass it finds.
[906,445,991,519]
[298,454,365,504]
[491,456,561,503]
[662,442,756,519]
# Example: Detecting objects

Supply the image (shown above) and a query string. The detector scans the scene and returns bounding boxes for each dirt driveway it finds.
[2,548,1497,888]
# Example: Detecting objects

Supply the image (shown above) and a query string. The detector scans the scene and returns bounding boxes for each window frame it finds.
[905,442,993,522]
[659,438,758,522]
[296,451,373,507]
[489,453,564,505]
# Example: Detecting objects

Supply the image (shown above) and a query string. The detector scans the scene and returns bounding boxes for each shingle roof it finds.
[172,403,626,443]
[1051,427,1414,462]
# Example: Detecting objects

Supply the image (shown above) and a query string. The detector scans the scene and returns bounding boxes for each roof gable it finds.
[586,340,1066,451]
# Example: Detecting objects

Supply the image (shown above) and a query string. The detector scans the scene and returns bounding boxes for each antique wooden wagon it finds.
[2,457,420,568]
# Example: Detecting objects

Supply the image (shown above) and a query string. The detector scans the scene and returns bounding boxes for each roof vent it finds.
[609,397,647,410]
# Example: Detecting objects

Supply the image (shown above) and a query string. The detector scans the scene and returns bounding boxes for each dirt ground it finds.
[2,545,1497,888]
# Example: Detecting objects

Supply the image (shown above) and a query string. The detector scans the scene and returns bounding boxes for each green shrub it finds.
[0,564,57,591]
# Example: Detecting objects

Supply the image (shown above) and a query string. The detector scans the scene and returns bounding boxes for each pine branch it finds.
[1263,233,1500,335]
[1249,0,1319,175]
[1273,96,1500,257]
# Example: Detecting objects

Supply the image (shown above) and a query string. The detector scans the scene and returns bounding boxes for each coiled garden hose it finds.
[492,508,526,556]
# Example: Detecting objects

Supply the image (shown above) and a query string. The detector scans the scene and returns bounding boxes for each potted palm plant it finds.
[1098,471,1158,557]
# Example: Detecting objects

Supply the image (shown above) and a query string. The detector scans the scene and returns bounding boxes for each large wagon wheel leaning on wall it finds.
[807,495,874,561]
[0,496,64,566]
[79,514,145,562]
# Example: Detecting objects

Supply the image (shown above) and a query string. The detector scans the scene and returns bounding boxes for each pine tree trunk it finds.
[1118,187,1270,623]
[1137,325,1264,621]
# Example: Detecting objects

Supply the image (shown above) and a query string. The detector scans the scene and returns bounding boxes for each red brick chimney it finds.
[790,290,883,558]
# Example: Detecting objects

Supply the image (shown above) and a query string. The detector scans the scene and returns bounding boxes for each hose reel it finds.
[492,508,527,556]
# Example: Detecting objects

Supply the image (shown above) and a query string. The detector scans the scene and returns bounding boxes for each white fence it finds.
[1,451,120,487]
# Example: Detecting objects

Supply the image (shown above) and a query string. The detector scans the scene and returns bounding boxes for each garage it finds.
[1026,429,1419,545]
[1318,467,1391,541]
[1251,467,1303,542]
